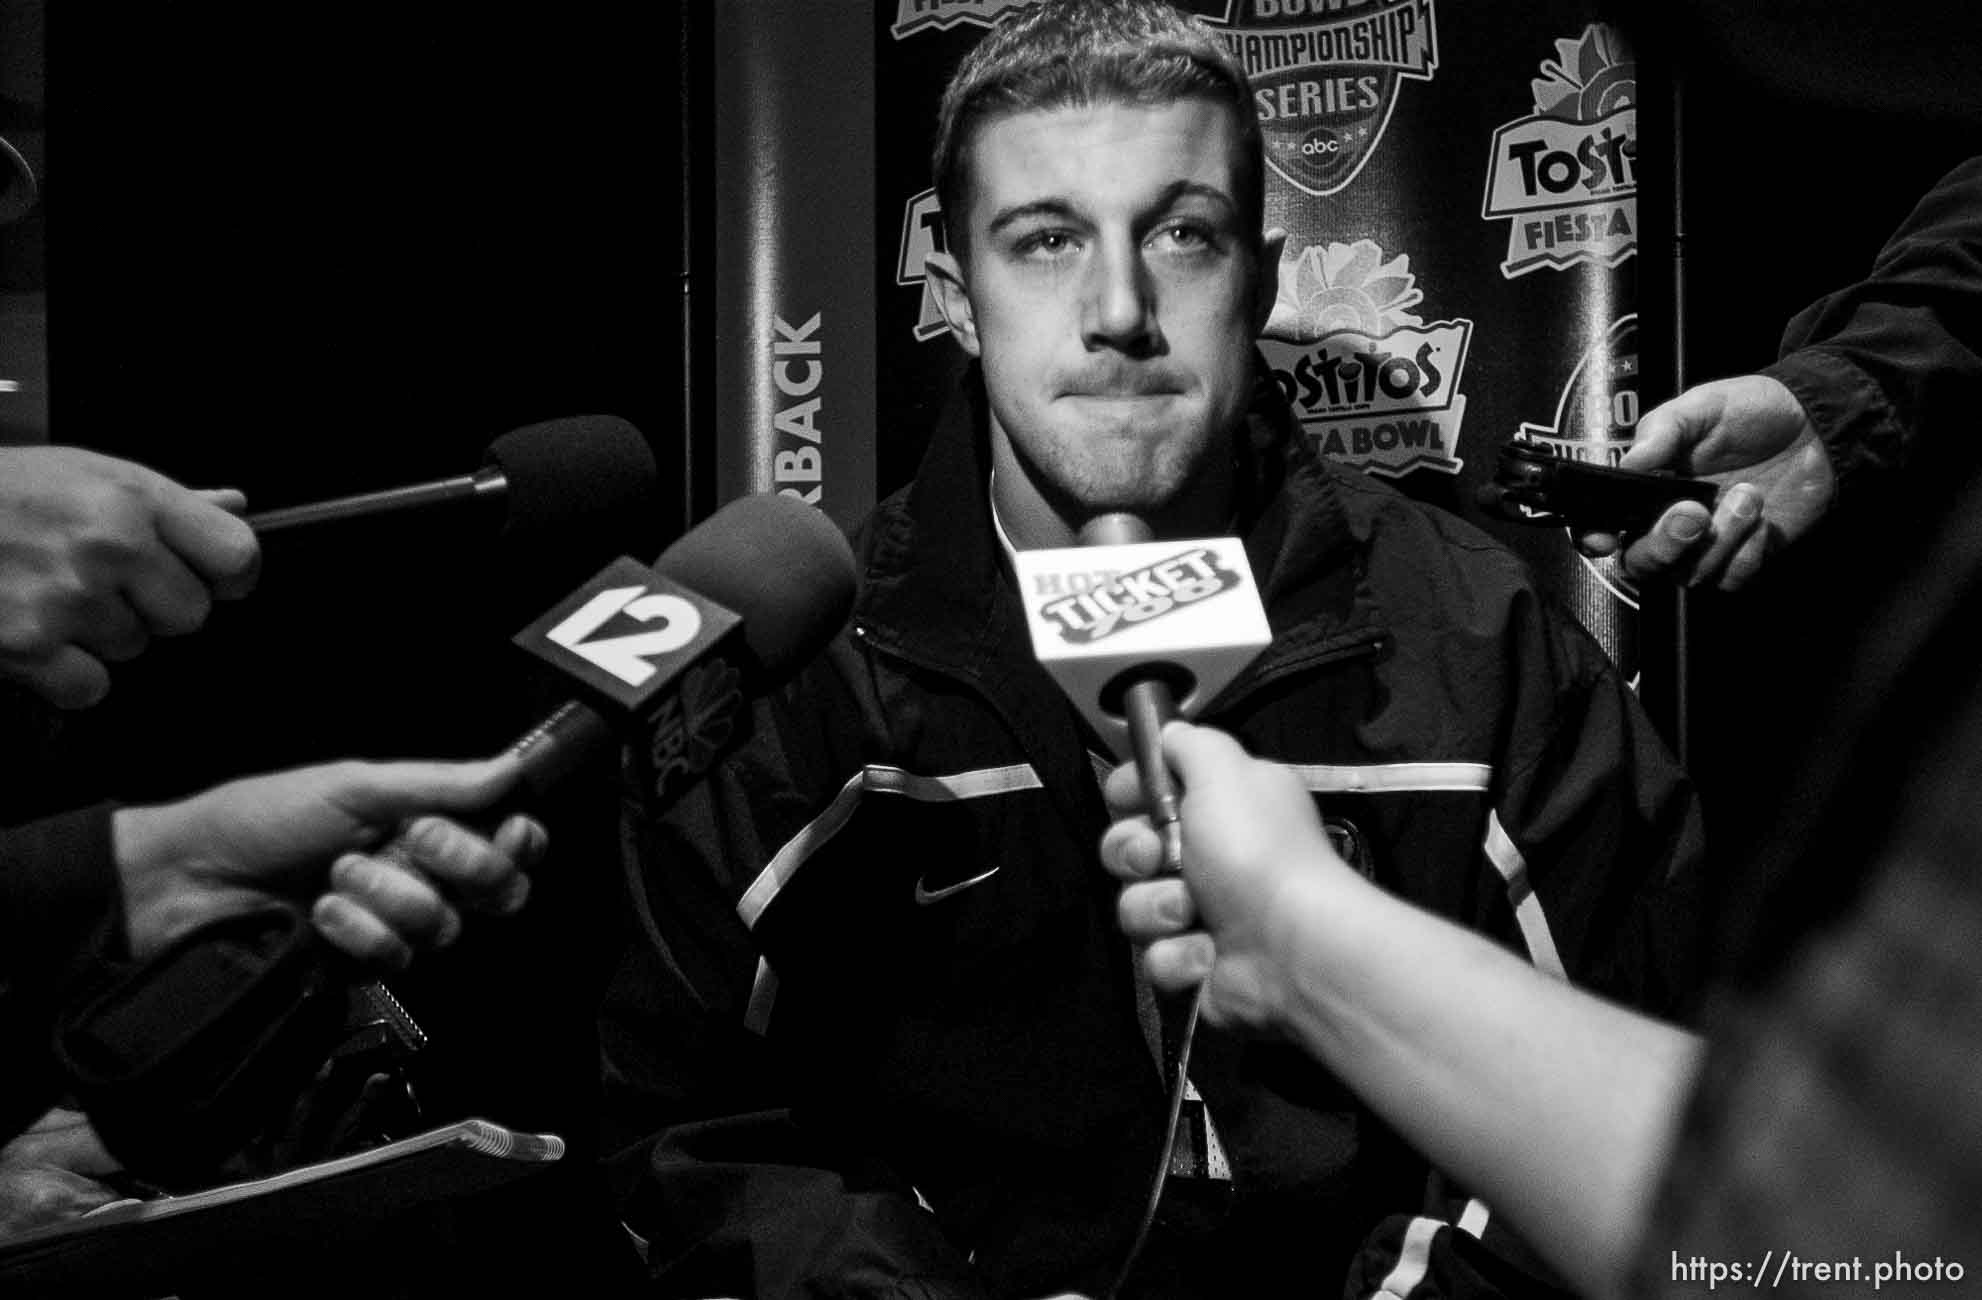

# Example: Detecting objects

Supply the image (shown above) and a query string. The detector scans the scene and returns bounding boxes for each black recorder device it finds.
[1477,440,1719,536]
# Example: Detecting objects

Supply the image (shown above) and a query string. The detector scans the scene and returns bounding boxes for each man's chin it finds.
[1066,465,1193,518]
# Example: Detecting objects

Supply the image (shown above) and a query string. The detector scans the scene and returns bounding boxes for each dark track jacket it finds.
[601,371,1705,1299]
[1,804,120,1142]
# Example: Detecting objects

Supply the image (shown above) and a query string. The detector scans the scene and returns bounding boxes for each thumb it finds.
[332,751,527,824]
[1623,385,1719,472]
[1159,720,1255,795]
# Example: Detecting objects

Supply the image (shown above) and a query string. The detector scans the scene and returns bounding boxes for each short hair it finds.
[932,0,1264,267]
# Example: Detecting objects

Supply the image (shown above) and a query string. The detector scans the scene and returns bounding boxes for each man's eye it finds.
[1017,230,1077,257]
[1154,223,1213,251]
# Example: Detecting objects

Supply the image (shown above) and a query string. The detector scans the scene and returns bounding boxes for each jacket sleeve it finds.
[1344,591,1707,1300]
[597,655,990,1299]
[1761,155,1982,505]
[1487,593,1708,1022]
[1,803,124,1142]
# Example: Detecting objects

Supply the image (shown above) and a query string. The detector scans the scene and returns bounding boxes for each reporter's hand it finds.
[1575,374,1834,590]
[1101,722,1350,1035]
[0,446,260,708]
[0,1108,124,1238]
[112,754,547,970]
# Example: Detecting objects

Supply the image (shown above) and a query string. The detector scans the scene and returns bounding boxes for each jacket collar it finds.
[855,360,1385,690]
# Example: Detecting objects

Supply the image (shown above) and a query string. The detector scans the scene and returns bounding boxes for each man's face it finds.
[929,97,1280,539]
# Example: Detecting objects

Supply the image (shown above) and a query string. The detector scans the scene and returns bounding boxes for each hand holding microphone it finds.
[1100,721,1361,1038]
[110,753,547,970]
[0,415,661,711]
[0,446,261,708]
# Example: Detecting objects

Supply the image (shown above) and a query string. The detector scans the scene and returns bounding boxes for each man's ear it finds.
[925,250,981,357]
[1252,227,1288,336]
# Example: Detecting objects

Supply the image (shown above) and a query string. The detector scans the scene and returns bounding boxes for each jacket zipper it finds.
[854,621,1388,737]
[1199,631,1388,717]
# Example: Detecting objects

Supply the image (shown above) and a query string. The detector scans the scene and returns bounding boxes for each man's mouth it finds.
[1059,367,1185,400]
[1062,384,1181,399]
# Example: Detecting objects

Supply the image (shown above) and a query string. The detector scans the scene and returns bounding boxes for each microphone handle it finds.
[245,467,507,532]
[1079,511,1184,873]
[1124,678,1184,875]
[504,697,617,803]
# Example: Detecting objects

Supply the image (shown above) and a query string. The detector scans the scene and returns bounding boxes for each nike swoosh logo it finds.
[913,865,1001,906]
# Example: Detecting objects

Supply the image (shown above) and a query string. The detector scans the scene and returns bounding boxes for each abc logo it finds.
[1300,128,1342,158]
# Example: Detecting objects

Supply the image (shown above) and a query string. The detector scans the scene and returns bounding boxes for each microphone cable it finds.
[1102,991,1203,1300]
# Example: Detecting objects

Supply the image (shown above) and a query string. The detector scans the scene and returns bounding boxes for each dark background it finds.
[1,0,1976,1292]
[1628,1,1979,866]
[3,5,682,1292]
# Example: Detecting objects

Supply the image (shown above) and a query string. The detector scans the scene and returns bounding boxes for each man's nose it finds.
[1081,238,1159,354]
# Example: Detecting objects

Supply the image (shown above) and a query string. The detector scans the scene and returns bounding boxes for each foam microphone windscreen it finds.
[505,491,859,803]
[648,491,860,681]
[482,413,659,542]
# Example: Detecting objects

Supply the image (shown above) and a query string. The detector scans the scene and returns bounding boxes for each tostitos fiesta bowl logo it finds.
[1482,24,1638,279]
[1260,238,1472,478]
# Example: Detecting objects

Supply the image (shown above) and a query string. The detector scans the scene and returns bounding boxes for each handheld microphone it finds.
[506,491,858,810]
[1014,514,1271,871]
[242,414,657,539]
[1020,516,1270,1299]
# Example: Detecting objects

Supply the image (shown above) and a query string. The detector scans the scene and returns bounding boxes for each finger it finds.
[151,477,261,600]
[1619,501,1712,583]
[195,487,247,514]
[1686,483,1765,588]
[310,892,415,972]
[1117,878,1196,942]
[0,1167,122,1226]
[1102,758,1146,817]
[1573,529,1621,559]
[66,588,150,663]
[121,546,217,637]
[486,814,546,913]
[1719,513,1777,592]
[397,815,529,912]
[1143,932,1216,992]
[327,849,462,949]
[492,812,550,871]
[0,645,112,709]
[1100,815,1163,881]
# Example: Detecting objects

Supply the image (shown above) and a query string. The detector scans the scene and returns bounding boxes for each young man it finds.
[602,3,1703,1295]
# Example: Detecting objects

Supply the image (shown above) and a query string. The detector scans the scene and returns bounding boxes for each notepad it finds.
[0,1118,565,1292]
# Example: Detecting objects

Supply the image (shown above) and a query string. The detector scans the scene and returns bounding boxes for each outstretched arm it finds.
[1578,155,1982,591]
[1102,722,1703,1299]
[112,752,545,969]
